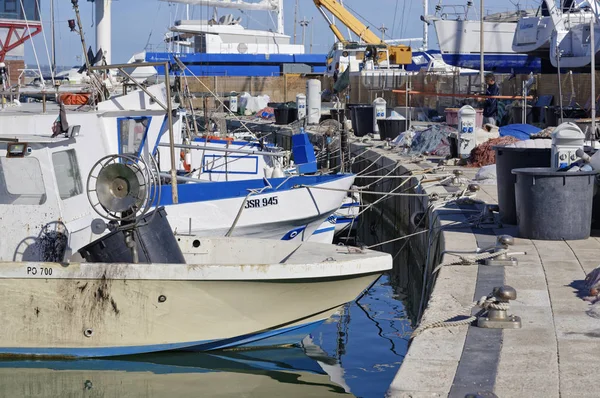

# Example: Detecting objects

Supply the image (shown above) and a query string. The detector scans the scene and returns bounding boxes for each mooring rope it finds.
[411,295,511,339]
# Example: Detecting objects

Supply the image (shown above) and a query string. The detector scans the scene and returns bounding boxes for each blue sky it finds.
[26,0,537,66]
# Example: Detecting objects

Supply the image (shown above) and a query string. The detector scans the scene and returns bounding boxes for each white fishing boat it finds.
[0,147,391,357]
[0,84,356,249]
[0,236,389,357]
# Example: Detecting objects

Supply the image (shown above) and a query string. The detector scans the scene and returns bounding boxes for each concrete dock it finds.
[348,141,599,398]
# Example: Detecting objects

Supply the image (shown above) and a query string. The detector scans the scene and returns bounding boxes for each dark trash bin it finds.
[288,107,298,123]
[494,145,552,224]
[274,108,290,125]
[351,105,374,137]
[78,207,186,264]
[378,118,408,141]
[513,168,597,240]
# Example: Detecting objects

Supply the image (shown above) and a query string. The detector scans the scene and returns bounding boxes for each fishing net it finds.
[467,136,520,167]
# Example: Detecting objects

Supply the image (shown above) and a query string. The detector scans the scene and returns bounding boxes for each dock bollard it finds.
[477,285,522,329]
[452,169,464,186]
[485,235,519,267]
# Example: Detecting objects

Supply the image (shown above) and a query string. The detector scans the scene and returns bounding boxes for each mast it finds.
[277,0,284,35]
[480,0,484,92]
[96,0,112,65]
[51,0,56,75]
[294,0,298,43]
[423,0,428,50]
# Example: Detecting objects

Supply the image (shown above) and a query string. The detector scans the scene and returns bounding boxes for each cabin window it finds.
[118,117,150,157]
[3,0,17,14]
[0,156,46,205]
[52,150,83,200]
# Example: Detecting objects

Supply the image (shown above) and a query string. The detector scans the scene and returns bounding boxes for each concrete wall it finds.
[349,144,444,319]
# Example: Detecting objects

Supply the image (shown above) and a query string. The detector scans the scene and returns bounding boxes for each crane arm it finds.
[313,0,382,44]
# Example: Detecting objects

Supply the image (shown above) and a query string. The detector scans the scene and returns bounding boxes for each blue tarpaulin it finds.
[499,124,541,141]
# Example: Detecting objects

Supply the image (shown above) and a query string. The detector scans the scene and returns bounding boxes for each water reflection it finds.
[0,347,352,397]
[308,275,412,398]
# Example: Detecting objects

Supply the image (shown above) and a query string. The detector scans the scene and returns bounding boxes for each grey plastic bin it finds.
[513,168,597,240]
[494,146,551,224]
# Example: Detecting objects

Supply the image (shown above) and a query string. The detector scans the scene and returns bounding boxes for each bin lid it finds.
[493,139,552,151]
[552,122,585,140]
[512,167,598,176]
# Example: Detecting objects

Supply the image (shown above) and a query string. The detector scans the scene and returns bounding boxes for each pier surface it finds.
[348,142,598,398]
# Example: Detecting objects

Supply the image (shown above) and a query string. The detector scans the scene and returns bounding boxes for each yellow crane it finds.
[312,0,412,65]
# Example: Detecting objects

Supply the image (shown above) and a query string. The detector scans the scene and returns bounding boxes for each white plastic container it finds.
[307,79,321,125]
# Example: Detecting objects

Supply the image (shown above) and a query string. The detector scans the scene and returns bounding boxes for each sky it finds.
[25,0,537,66]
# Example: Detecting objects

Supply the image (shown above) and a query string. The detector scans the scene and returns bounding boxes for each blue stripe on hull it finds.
[146,52,327,77]
[441,53,542,74]
[313,226,336,235]
[158,173,352,206]
[0,320,325,358]
[183,320,325,351]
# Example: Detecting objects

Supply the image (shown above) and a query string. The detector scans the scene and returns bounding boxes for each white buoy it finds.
[307,80,321,125]
[96,0,112,65]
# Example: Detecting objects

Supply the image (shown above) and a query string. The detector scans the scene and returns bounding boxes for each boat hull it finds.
[434,19,543,73]
[0,252,384,358]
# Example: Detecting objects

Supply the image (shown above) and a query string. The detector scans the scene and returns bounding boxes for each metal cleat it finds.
[485,235,519,266]
[477,285,522,329]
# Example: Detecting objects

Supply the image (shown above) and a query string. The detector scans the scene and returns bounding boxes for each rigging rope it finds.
[19,0,45,88]
[35,0,55,86]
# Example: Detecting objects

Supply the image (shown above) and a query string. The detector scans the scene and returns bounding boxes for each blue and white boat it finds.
[0,84,355,248]
[128,0,326,78]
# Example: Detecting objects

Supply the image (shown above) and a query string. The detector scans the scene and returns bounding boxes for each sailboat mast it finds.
[480,0,485,92]
[294,0,298,44]
[50,0,56,76]
[423,0,428,50]
[277,0,284,35]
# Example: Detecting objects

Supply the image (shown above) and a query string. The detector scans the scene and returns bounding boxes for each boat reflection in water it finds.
[0,346,353,397]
